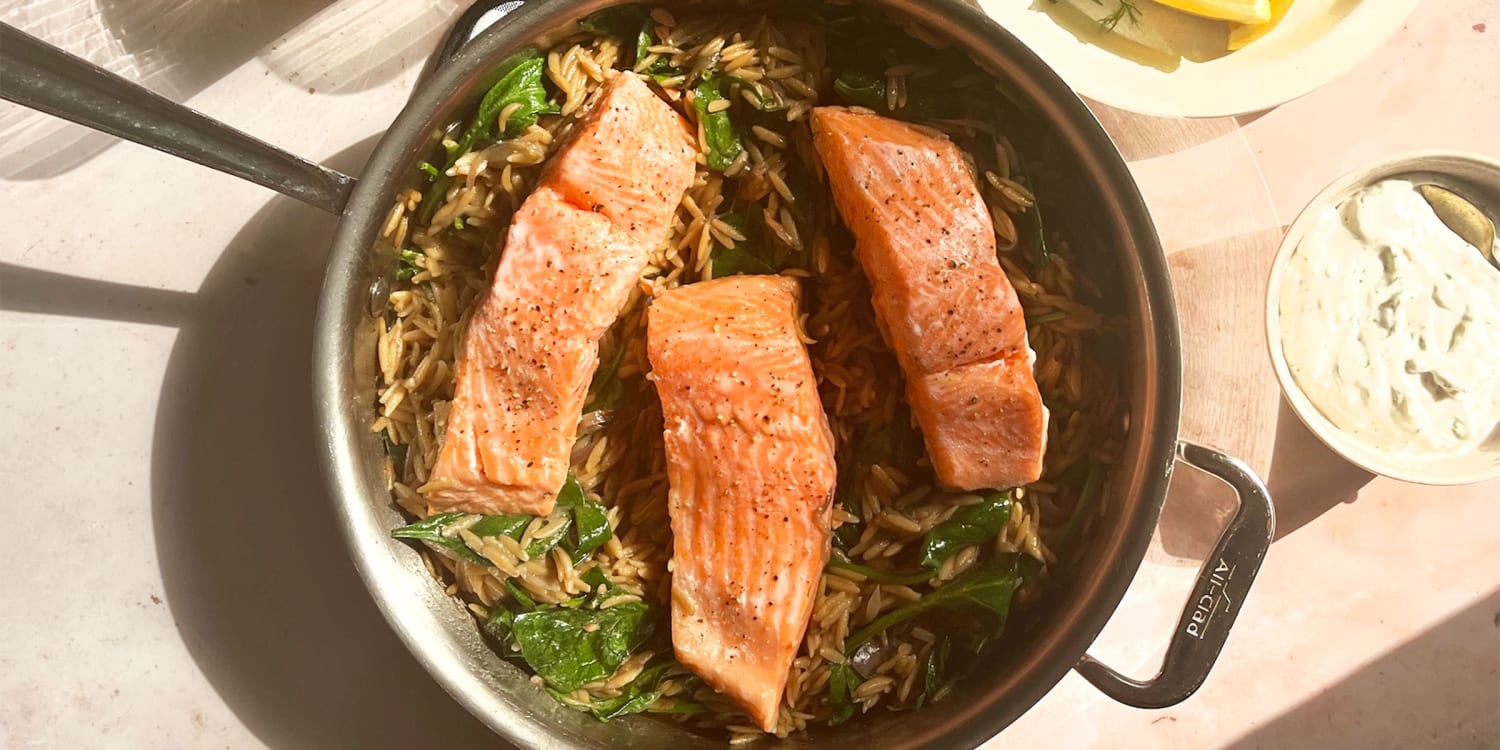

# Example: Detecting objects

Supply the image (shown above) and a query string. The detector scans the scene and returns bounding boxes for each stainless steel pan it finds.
[0,2,1275,747]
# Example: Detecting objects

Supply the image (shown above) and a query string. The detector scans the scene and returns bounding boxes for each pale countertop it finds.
[1,1,1497,748]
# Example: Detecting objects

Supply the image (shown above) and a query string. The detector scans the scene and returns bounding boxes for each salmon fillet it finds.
[647,276,837,732]
[425,74,696,516]
[811,106,1047,490]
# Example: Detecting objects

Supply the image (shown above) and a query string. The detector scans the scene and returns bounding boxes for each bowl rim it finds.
[1263,149,1500,486]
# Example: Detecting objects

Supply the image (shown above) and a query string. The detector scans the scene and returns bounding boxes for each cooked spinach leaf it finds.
[692,75,744,171]
[833,410,917,551]
[382,433,408,474]
[396,247,424,282]
[636,20,682,81]
[550,474,612,563]
[418,49,558,224]
[465,513,528,539]
[524,516,571,559]
[482,605,519,653]
[826,556,934,586]
[829,662,863,725]
[555,659,685,720]
[914,636,951,709]
[391,512,488,565]
[576,566,634,609]
[569,496,613,563]
[846,553,1036,652]
[918,491,1012,570]
[584,337,628,412]
[459,49,558,149]
[1010,155,1050,270]
[832,70,885,110]
[512,601,655,692]
[1057,460,1105,550]
[578,4,647,38]
[833,497,863,551]
[393,474,604,568]
[832,69,946,118]
[505,579,538,611]
[710,245,777,277]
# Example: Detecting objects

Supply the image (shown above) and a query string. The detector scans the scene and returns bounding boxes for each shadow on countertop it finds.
[1265,398,1375,540]
[1,0,456,181]
[1223,586,1500,750]
[142,137,502,749]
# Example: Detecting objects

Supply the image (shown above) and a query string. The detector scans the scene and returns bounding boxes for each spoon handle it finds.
[0,22,355,215]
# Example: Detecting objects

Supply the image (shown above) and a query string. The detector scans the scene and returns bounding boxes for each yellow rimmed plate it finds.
[980,0,1422,118]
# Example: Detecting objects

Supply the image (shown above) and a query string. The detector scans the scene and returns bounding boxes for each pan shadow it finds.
[2,0,455,182]
[1264,398,1373,540]
[0,137,504,745]
[135,137,500,747]
[1224,587,1500,749]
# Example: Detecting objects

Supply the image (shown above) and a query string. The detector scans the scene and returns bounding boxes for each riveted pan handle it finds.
[0,23,355,215]
[1075,441,1275,708]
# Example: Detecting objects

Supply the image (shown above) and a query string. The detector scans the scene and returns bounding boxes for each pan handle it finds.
[1074,441,1275,708]
[0,23,355,215]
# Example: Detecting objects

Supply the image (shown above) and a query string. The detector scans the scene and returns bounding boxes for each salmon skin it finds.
[647,275,837,732]
[811,106,1047,491]
[425,73,696,517]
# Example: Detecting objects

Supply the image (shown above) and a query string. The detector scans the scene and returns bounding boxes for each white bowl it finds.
[1265,151,1500,485]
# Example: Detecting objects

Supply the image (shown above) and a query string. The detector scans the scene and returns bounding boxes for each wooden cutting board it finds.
[1086,102,1297,561]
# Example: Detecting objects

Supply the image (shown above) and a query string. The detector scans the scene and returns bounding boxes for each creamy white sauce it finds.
[1279,179,1500,457]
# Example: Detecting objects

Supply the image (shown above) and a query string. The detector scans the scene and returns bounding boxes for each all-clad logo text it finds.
[1186,558,1235,640]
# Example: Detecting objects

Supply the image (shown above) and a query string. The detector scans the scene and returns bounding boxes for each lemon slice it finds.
[1151,0,1271,24]
[1228,0,1294,49]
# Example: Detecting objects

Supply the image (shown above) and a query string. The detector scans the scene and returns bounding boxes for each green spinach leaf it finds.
[556,659,682,720]
[829,662,863,725]
[918,491,1012,570]
[570,499,612,562]
[418,49,558,224]
[692,75,743,171]
[395,475,603,569]
[1009,155,1050,270]
[459,50,558,149]
[382,433,408,473]
[512,602,655,692]
[482,605,519,654]
[710,243,777,278]
[826,556,934,586]
[1057,460,1105,551]
[584,337,628,412]
[391,512,488,565]
[831,69,942,119]
[845,553,1036,652]
[636,20,682,81]
[396,247,424,282]
[551,473,612,563]
[469,514,532,539]
[914,636,951,709]
[505,579,538,611]
[832,70,886,110]
[578,4,647,38]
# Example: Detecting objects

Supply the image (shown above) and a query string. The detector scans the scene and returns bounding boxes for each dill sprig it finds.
[1093,0,1142,31]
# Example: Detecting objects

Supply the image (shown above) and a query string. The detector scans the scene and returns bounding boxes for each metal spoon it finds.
[1418,183,1497,268]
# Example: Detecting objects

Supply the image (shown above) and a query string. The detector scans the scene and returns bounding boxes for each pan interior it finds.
[312,1,1180,747]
